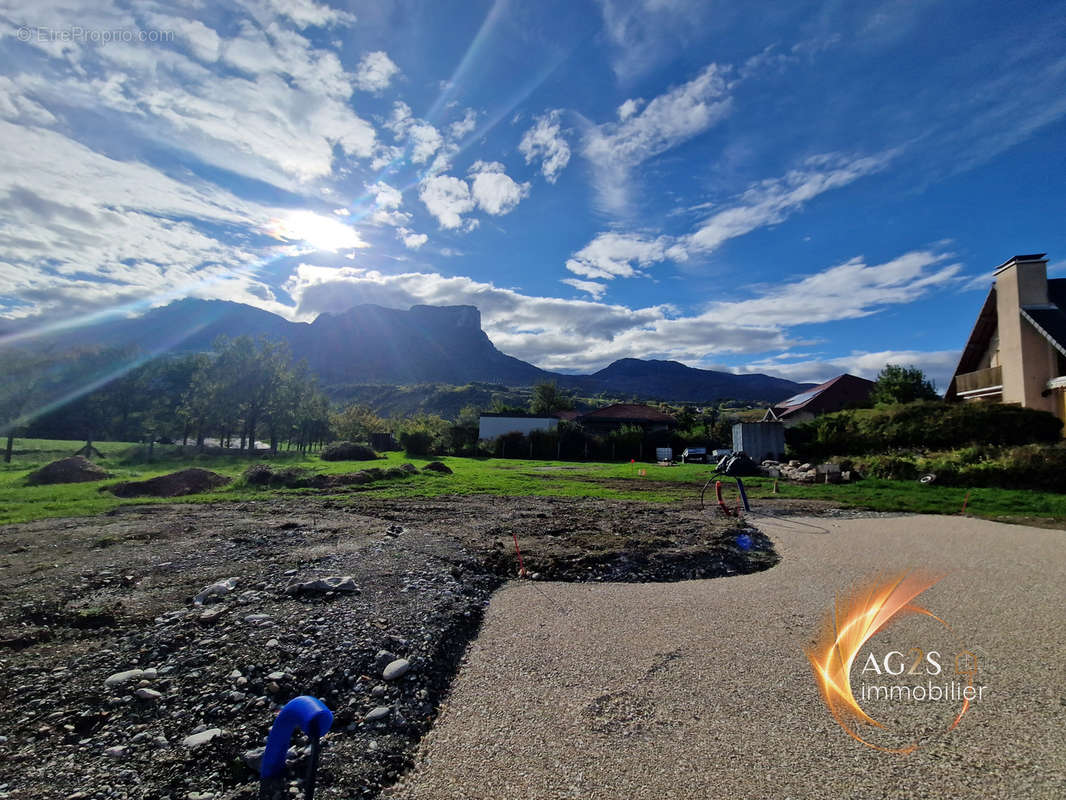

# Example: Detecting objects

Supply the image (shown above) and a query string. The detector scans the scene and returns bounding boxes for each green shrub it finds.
[853,444,1066,492]
[399,431,435,457]
[320,441,378,461]
[788,401,1062,460]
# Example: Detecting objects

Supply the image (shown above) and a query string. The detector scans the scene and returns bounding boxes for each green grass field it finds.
[2,438,1065,527]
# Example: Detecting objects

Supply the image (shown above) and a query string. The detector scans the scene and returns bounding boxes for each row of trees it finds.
[0,337,333,460]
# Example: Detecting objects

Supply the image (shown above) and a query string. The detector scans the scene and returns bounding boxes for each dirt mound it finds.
[106,468,231,498]
[25,456,109,486]
[423,461,453,474]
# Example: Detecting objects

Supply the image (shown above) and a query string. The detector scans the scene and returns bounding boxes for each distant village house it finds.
[478,403,676,440]
[762,374,875,427]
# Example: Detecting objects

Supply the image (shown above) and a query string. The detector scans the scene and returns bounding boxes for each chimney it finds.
[994,253,1049,307]
[993,253,1053,411]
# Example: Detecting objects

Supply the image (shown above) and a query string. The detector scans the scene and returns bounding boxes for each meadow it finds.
[2,438,1066,527]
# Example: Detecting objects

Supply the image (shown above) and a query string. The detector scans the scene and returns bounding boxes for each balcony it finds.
[955,365,1002,396]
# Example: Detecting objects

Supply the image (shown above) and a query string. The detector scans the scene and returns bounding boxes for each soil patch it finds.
[25,455,109,485]
[106,468,232,497]
[0,494,774,800]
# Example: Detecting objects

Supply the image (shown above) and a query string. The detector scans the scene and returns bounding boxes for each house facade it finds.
[946,253,1066,426]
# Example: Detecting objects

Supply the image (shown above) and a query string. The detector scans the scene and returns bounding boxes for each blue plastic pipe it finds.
[260,696,334,780]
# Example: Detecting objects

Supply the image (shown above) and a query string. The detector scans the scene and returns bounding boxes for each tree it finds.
[332,403,386,444]
[0,351,50,463]
[870,364,939,405]
[529,381,574,416]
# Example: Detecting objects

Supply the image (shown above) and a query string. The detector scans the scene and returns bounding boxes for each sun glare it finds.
[268,211,368,253]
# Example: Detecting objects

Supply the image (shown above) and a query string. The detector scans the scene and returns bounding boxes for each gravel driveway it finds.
[389,515,1066,799]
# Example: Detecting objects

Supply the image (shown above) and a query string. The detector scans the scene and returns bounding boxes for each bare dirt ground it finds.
[0,494,777,800]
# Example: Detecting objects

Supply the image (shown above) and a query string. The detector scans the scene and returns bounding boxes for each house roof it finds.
[771,373,874,418]
[1021,279,1066,356]
[578,403,676,423]
[945,287,999,401]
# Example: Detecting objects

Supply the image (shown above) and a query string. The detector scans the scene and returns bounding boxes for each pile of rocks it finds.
[760,459,852,483]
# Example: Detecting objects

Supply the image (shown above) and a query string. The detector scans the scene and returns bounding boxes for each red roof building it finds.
[763,374,874,427]
[576,403,677,432]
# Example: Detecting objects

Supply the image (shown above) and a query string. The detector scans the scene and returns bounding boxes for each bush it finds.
[853,443,1066,492]
[399,431,435,456]
[788,401,1062,460]
[320,441,378,461]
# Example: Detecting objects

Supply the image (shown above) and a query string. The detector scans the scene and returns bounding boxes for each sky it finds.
[1,0,1065,388]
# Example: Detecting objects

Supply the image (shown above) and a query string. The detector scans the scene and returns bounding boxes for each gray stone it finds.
[382,658,410,681]
[104,745,126,758]
[285,575,358,595]
[364,705,391,722]
[198,605,228,624]
[182,728,223,748]
[104,669,145,688]
[370,684,387,697]
[193,577,239,605]
[135,688,162,701]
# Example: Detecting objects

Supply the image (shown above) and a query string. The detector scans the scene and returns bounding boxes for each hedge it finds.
[787,401,1062,460]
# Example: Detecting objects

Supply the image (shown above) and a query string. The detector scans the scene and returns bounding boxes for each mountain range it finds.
[2,299,813,404]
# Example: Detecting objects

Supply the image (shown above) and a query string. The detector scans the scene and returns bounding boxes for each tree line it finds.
[0,336,332,461]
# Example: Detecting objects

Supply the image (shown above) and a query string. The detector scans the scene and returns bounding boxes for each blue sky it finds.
[1,0,1064,387]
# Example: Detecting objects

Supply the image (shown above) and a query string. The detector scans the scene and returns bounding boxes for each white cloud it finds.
[707,250,962,327]
[385,101,413,136]
[597,0,709,81]
[617,98,643,120]
[0,122,282,319]
[408,122,443,164]
[353,51,400,92]
[584,63,732,210]
[468,161,530,216]
[367,181,403,210]
[561,278,607,299]
[3,9,378,190]
[744,350,961,391]
[684,152,895,254]
[449,108,478,140]
[519,110,571,183]
[565,232,674,280]
[260,0,356,28]
[418,175,475,229]
[397,227,428,250]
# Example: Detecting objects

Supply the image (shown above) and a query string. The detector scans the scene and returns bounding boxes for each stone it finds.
[135,688,162,701]
[370,684,387,698]
[285,575,359,595]
[266,671,286,681]
[182,728,223,748]
[382,658,410,681]
[198,605,228,624]
[104,669,145,688]
[103,745,126,758]
[364,705,391,722]
[243,747,265,771]
[193,578,239,606]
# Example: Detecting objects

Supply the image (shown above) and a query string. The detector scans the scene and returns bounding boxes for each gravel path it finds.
[389,515,1066,799]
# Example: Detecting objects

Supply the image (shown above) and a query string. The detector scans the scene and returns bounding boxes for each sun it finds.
[268,210,368,253]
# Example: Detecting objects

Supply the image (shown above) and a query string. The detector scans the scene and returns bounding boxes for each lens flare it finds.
[806,572,970,754]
